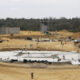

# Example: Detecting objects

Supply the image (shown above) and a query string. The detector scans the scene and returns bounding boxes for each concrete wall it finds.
[40,24,48,32]
[0,27,20,34]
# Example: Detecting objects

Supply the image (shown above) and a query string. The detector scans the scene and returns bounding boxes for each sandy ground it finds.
[0,31,79,51]
[0,62,80,80]
[0,38,77,51]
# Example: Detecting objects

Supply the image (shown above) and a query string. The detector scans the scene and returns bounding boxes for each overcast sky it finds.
[0,0,80,19]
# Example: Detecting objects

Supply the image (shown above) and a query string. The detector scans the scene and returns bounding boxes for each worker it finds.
[31,72,34,79]
[63,55,65,60]
[30,44,33,48]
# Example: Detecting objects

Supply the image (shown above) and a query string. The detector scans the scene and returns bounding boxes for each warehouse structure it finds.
[0,27,20,34]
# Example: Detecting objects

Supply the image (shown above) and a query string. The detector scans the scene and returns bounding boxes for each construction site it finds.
[0,23,80,80]
[0,29,80,80]
[0,0,80,79]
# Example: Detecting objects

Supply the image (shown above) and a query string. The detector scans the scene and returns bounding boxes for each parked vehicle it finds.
[0,40,3,43]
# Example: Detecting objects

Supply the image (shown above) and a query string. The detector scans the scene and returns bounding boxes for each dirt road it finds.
[0,62,80,80]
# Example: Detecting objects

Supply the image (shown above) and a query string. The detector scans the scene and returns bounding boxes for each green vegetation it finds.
[0,17,80,32]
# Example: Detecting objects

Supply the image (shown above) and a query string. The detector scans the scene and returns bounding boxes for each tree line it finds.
[0,17,80,32]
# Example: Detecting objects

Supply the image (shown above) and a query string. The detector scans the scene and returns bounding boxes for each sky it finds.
[0,0,80,19]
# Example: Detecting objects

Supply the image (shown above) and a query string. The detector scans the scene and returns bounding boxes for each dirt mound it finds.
[72,32,80,38]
